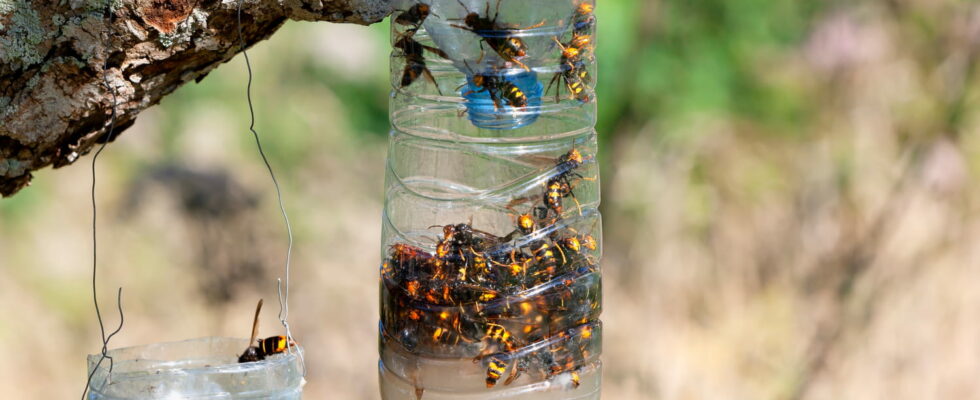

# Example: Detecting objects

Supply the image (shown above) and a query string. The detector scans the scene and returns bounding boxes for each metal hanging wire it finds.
[82,1,126,398]
[236,0,306,376]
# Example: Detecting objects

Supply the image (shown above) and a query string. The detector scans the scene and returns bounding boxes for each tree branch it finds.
[0,0,393,197]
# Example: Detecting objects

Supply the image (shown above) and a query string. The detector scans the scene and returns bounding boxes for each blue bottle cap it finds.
[460,69,543,130]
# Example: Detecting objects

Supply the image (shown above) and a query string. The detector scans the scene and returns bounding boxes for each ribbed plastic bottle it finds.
[380,0,600,398]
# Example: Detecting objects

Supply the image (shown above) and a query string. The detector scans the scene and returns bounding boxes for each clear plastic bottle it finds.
[86,337,305,399]
[380,0,600,398]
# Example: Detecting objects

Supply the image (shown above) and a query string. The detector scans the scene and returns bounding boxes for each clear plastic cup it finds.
[86,337,305,399]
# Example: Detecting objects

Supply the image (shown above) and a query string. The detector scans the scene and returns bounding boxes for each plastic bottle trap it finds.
[383,0,602,398]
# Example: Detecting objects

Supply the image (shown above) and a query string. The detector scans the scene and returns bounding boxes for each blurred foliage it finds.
[595,0,823,144]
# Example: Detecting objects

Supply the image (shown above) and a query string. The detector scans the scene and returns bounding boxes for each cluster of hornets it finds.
[381,140,602,391]
[393,0,597,109]
[385,0,600,392]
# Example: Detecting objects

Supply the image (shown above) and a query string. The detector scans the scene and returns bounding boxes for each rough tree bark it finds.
[0,0,392,197]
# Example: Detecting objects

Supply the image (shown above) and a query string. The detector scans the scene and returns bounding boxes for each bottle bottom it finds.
[378,355,600,400]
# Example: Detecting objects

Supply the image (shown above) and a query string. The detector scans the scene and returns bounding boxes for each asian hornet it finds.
[451,0,542,71]
[548,36,593,103]
[394,33,449,94]
[572,1,595,36]
[395,2,435,29]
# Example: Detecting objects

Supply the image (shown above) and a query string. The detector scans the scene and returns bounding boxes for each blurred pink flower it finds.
[805,10,889,74]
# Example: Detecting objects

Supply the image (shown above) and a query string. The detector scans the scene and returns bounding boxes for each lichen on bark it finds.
[0,0,48,68]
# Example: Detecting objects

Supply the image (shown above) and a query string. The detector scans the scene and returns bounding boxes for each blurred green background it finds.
[2,0,980,398]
